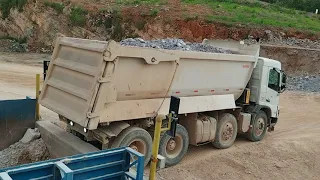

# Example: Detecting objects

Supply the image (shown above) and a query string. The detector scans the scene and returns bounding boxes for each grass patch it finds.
[0,36,27,43]
[183,13,199,21]
[116,0,166,5]
[261,0,320,13]
[110,10,125,41]
[150,9,159,17]
[182,0,320,32]
[44,1,65,14]
[70,6,88,27]
[0,0,28,19]
[98,9,125,41]
[135,19,147,30]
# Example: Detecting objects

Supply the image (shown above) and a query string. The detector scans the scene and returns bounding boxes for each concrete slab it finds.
[36,120,99,158]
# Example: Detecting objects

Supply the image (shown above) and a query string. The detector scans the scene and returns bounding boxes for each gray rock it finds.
[287,74,320,93]
[120,38,238,54]
[136,38,145,43]
[0,139,49,169]
[20,128,41,144]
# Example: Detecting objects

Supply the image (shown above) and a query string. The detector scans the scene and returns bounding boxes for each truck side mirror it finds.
[280,71,287,93]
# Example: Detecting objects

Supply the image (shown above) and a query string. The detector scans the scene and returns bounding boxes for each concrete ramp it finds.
[36,120,99,158]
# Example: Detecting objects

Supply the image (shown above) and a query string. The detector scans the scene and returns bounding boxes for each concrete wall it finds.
[37,121,99,158]
[260,45,320,75]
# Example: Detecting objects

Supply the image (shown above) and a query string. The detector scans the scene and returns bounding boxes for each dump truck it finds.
[39,37,287,167]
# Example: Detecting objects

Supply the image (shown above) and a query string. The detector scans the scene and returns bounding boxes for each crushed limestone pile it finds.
[120,38,238,54]
[0,128,49,169]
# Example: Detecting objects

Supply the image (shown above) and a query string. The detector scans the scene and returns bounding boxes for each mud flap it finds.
[0,98,36,150]
[268,123,276,132]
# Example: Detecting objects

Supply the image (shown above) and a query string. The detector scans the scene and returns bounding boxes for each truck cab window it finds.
[268,69,280,92]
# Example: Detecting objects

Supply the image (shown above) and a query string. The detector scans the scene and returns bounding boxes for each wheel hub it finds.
[222,122,234,141]
[255,118,265,136]
[167,139,176,151]
[129,140,146,154]
[165,135,183,158]
[129,144,138,152]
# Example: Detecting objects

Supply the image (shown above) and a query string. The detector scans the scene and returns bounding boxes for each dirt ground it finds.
[157,91,320,180]
[1,53,320,179]
[0,52,58,124]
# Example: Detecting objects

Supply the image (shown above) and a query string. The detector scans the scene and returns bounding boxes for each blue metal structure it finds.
[0,98,36,150]
[0,147,144,180]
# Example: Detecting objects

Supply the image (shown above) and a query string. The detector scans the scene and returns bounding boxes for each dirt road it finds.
[0,53,58,123]
[158,92,320,180]
[1,53,320,180]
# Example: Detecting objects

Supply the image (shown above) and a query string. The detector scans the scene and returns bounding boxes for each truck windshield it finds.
[268,69,280,92]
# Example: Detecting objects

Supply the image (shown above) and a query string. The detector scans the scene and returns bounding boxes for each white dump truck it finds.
[39,37,286,167]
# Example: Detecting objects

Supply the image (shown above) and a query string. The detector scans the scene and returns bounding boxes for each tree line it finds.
[260,0,320,12]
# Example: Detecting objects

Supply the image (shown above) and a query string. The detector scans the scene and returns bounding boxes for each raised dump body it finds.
[39,37,258,130]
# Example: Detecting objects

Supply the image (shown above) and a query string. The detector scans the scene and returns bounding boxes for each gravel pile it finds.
[0,138,49,169]
[120,38,238,54]
[287,75,320,92]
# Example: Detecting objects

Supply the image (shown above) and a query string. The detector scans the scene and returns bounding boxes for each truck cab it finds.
[249,57,286,128]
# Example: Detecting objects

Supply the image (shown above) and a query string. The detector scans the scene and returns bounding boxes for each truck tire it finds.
[246,111,268,142]
[111,127,152,166]
[159,124,189,167]
[213,113,238,149]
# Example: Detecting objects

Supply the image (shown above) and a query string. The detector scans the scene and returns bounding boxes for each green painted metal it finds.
[0,98,36,150]
[0,147,144,180]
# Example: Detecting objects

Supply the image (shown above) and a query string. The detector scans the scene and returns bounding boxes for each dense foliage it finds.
[260,0,320,12]
[70,7,88,26]
[0,0,27,18]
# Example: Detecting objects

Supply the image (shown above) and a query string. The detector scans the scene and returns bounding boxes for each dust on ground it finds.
[0,52,59,124]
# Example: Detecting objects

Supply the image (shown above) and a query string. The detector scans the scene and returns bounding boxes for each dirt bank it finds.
[0,0,319,52]
[260,45,320,75]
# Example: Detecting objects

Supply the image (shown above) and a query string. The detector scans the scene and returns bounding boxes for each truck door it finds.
[266,67,281,118]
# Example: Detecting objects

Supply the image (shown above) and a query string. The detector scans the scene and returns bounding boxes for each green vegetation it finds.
[182,0,320,32]
[70,6,88,27]
[99,9,125,41]
[0,35,27,43]
[261,0,320,12]
[150,9,159,17]
[183,13,199,21]
[0,0,28,19]
[44,1,65,14]
[115,0,167,5]
[135,19,147,30]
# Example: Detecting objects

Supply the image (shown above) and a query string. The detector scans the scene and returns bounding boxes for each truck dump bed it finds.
[39,37,259,129]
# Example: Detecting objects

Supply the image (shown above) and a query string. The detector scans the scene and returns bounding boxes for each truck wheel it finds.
[213,113,238,149]
[159,124,189,167]
[246,111,268,142]
[111,127,152,166]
